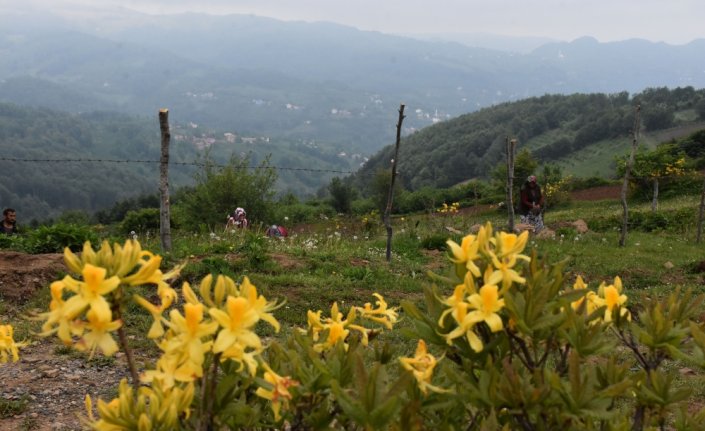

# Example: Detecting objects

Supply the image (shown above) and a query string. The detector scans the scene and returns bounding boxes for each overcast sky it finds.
[6,0,704,44]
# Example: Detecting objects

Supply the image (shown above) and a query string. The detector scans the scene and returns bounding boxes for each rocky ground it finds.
[0,251,135,431]
[0,341,131,431]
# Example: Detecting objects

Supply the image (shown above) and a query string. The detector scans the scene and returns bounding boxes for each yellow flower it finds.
[62,264,121,323]
[570,276,601,316]
[134,293,175,339]
[40,281,77,343]
[466,284,505,333]
[141,354,200,388]
[209,296,263,371]
[65,240,144,280]
[159,303,218,376]
[489,252,526,291]
[494,231,530,261]
[75,309,122,358]
[218,340,260,375]
[438,284,470,328]
[0,324,26,363]
[599,277,630,322]
[446,234,481,277]
[122,251,164,286]
[355,293,399,329]
[399,340,446,395]
[441,282,505,352]
[255,362,299,421]
[305,303,368,351]
[441,292,484,351]
[88,379,194,430]
[239,277,281,332]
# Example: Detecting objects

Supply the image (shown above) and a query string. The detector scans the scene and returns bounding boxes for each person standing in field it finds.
[519,176,545,232]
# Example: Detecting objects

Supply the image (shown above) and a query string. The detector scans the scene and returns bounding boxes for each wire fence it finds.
[0,156,358,175]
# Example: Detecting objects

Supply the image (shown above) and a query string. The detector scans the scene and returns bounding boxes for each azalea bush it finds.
[36,224,705,430]
[0,322,25,363]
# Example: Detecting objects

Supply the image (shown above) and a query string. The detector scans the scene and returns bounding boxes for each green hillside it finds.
[0,103,358,221]
[354,87,705,191]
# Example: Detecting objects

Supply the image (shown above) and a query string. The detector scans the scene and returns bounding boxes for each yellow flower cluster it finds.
[85,379,194,431]
[437,202,460,214]
[39,240,178,358]
[571,275,631,323]
[143,275,283,387]
[440,223,529,352]
[255,363,300,421]
[0,323,26,363]
[663,157,686,176]
[399,340,446,395]
[304,294,399,352]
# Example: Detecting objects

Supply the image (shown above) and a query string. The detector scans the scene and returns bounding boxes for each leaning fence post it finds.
[158,109,172,252]
[697,173,705,243]
[384,104,406,262]
[619,105,640,248]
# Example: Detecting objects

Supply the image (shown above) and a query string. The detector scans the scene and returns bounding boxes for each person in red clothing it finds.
[519,175,545,231]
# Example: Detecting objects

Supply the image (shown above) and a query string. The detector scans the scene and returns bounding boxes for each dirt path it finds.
[0,341,131,431]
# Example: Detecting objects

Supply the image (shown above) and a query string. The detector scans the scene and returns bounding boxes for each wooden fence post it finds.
[619,105,641,247]
[506,138,516,232]
[158,109,172,252]
[697,174,705,243]
[384,104,406,262]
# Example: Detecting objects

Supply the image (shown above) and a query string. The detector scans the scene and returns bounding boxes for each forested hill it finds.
[0,104,199,220]
[0,103,363,221]
[353,87,705,191]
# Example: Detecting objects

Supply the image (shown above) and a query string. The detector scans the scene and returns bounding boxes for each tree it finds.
[491,148,538,196]
[328,177,357,214]
[641,104,675,131]
[695,98,705,121]
[616,144,687,211]
[175,153,277,231]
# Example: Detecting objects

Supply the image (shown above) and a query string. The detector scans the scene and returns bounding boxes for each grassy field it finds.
[2,192,705,428]
[531,121,705,178]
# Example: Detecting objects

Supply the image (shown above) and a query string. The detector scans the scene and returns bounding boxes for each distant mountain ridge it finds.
[1,8,704,159]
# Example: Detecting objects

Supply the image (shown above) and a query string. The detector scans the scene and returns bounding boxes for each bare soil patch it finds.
[570,185,621,201]
[0,252,66,303]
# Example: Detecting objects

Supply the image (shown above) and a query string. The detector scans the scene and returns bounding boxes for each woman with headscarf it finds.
[519,175,545,232]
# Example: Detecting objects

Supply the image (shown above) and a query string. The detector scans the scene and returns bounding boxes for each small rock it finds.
[664,261,674,269]
[43,369,60,378]
[514,223,533,233]
[536,228,556,239]
[572,219,589,234]
[679,367,696,376]
[445,226,462,234]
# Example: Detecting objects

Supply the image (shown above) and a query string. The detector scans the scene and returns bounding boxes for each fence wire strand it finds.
[0,156,357,174]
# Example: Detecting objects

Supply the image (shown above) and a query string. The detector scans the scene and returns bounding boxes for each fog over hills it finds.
[1,6,704,190]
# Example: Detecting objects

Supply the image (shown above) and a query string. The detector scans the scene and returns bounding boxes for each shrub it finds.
[23,223,98,253]
[420,233,454,250]
[120,208,161,235]
[273,202,335,225]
